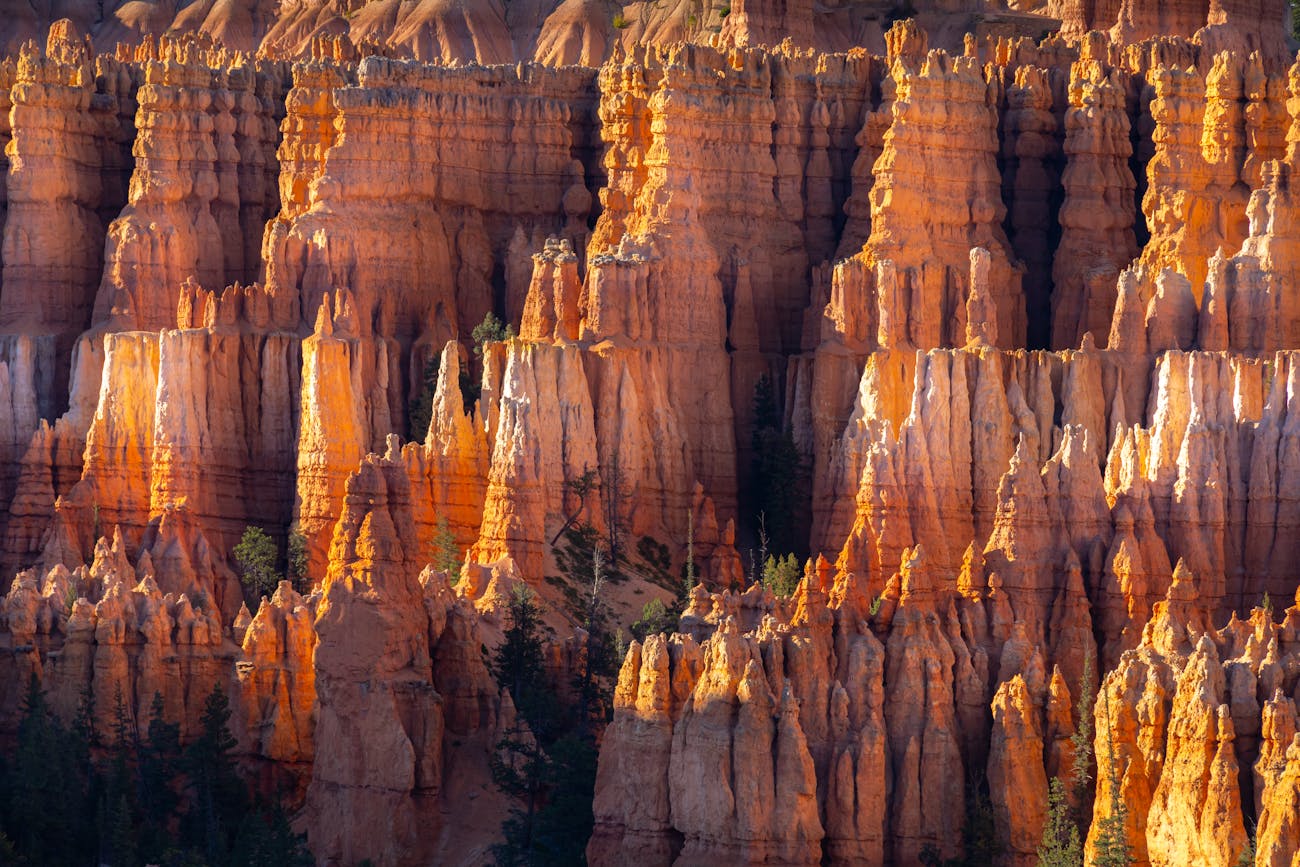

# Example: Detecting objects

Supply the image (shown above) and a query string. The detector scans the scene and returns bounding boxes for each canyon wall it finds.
[0,9,1298,867]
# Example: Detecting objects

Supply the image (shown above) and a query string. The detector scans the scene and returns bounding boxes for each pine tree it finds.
[431,515,462,580]
[1037,653,1094,867]
[1234,829,1257,867]
[1091,687,1133,867]
[472,311,514,355]
[491,726,550,867]
[600,450,631,573]
[408,356,439,443]
[183,684,247,864]
[529,734,598,867]
[286,524,310,591]
[233,526,280,598]
[139,692,182,860]
[682,509,697,599]
[630,597,674,641]
[761,553,802,597]
[1037,778,1083,867]
[573,549,618,737]
[97,687,141,867]
[1,675,94,866]
[229,806,314,867]
[492,585,551,734]
[750,375,805,556]
[1070,653,1096,809]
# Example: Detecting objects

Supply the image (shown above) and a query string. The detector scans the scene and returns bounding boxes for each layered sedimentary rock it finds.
[592,515,1300,867]
[0,27,127,424]
[1120,52,1289,325]
[94,37,286,332]
[997,62,1063,348]
[1051,57,1138,348]
[1054,0,1291,61]
[3,12,1300,867]
[859,49,1025,350]
[304,452,509,866]
[263,55,596,342]
[1086,568,1300,867]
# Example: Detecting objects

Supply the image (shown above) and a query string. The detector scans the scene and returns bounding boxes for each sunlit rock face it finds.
[1,8,1299,866]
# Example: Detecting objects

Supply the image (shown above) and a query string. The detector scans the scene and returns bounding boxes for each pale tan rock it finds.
[1254,733,1300,866]
[304,453,445,867]
[234,581,317,767]
[294,292,389,578]
[865,50,1024,349]
[1146,638,1248,867]
[988,674,1049,866]
[884,546,964,863]
[467,340,598,582]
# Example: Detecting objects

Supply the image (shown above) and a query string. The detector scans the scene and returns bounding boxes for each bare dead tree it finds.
[550,464,597,546]
[601,448,632,573]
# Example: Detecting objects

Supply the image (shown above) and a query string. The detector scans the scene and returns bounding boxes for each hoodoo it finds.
[0,3,1299,866]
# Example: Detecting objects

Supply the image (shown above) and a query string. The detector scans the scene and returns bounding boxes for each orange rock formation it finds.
[0,10,1299,867]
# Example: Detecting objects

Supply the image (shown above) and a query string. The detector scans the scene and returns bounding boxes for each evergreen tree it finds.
[492,585,552,734]
[139,692,183,860]
[182,684,247,864]
[0,675,94,866]
[529,734,598,866]
[1092,688,1133,867]
[97,687,141,867]
[917,780,1000,866]
[1091,803,1132,867]
[600,451,631,573]
[750,375,805,556]
[491,731,599,867]
[286,524,310,592]
[234,527,280,598]
[229,806,314,867]
[761,553,802,597]
[1038,653,1095,867]
[1037,778,1083,867]
[572,549,618,737]
[472,311,514,355]
[682,509,697,601]
[408,356,439,443]
[551,468,597,546]
[1234,830,1257,867]
[630,597,675,641]
[1070,653,1096,808]
[431,515,462,581]
[491,726,551,867]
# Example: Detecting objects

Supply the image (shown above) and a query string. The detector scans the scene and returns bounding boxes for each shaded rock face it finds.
[10,0,1267,64]
[303,454,511,864]
[4,12,1300,867]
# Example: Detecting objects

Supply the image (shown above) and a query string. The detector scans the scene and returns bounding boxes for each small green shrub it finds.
[630,598,675,641]
[761,554,802,598]
[471,311,514,357]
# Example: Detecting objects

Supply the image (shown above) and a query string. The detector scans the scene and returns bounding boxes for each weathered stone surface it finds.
[3,15,1300,867]
[1051,57,1138,349]
[304,452,509,866]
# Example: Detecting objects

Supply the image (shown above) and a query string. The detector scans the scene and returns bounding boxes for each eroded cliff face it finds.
[592,513,1300,867]
[1,9,1300,867]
